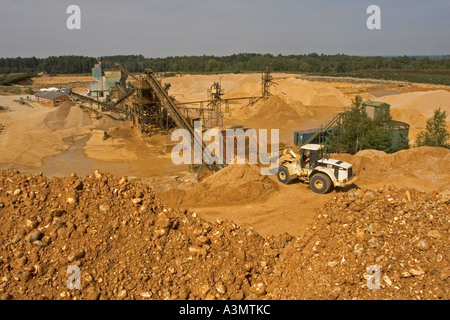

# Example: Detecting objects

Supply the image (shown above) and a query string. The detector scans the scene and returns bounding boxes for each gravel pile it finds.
[0,170,281,300]
[0,169,447,300]
[273,186,449,300]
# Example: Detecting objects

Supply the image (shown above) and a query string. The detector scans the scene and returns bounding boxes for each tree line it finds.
[0,53,449,75]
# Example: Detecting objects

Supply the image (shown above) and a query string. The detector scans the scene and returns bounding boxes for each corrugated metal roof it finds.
[363,100,390,108]
[35,91,66,100]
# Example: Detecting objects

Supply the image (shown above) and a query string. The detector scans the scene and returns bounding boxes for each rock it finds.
[198,284,210,296]
[328,261,338,267]
[155,214,171,228]
[140,292,152,298]
[86,290,100,300]
[230,291,244,300]
[98,204,109,212]
[0,202,4,209]
[25,219,38,229]
[13,188,22,196]
[410,267,425,276]
[427,230,441,239]
[132,198,143,205]
[383,275,393,286]
[118,290,128,299]
[68,249,85,262]
[405,190,412,202]
[27,230,42,244]
[415,239,430,251]
[196,236,211,246]
[67,197,76,205]
[251,282,266,296]
[93,170,102,179]
[216,283,226,295]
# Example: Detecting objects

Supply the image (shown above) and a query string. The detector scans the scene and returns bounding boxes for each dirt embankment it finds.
[0,170,448,300]
[275,186,449,300]
[161,164,279,208]
[0,169,279,300]
[335,147,450,193]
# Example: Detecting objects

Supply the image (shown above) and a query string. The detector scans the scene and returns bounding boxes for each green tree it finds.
[416,108,450,148]
[325,96,402,154]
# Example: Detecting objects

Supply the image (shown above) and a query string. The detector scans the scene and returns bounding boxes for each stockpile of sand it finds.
[377,90,450,142]
[378,90,450,118]
[272,78,352,107]
[226,77,351,109]
[161,164,279,208]
[167,74,261,102]
[29,102,92,131]
[335,146,450,192]
[235,94,314,122]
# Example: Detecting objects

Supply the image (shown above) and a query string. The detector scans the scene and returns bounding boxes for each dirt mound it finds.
[0,169,280,300]
[334,147,450,192]
[271,78,352,107]
[0,170,448,300]
[273,186,449,300]
[161,164,279,208]
[377,90,450,143]
[227,77,352,107]
[378,90,450,117]
[29,102,92,131]
[235,94,314,122]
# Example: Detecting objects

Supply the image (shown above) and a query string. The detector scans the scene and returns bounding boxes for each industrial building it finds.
[35,91,71,107]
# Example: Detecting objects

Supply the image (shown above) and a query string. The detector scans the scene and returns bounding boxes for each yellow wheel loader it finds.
[277,144,358,194]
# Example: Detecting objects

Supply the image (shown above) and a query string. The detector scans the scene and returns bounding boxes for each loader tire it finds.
[277,166,293,184]
[310,173,333,194]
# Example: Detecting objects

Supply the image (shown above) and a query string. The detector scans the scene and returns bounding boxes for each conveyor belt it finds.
[144,70,219,172]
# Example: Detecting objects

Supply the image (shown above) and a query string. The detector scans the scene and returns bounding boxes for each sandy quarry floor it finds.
[1,73,449,239]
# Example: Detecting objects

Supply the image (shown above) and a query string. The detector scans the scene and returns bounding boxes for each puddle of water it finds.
[0,133,188,179]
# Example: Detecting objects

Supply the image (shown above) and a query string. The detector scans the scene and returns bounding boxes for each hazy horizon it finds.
[0,0,449,58]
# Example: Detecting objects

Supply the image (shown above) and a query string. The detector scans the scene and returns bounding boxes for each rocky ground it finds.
[272,186,449,300]
[0,169,448,300]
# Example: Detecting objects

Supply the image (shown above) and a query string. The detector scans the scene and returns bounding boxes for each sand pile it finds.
[378,90,450,118]
[227,77,351,108]
[377,90,450,142]
[161,164,279,208]
[335,147,450,192]
[273,186,449,299]
[236,94,314,122]
[29,102,92,131]
[272,78,352,107]
[167,74,261,102]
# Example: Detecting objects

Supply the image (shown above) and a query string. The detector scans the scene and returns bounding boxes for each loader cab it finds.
[300,144,324,169]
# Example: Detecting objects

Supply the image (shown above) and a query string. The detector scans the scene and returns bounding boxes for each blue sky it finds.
[0,0,449,58]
